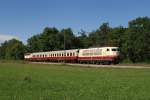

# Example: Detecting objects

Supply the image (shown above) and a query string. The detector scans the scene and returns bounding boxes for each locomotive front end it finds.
[110,47,120,64]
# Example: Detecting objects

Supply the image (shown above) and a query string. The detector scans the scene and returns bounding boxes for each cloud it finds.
[0,34,19,43]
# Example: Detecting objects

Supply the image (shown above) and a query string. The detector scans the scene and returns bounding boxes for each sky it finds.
[0,0,150,43]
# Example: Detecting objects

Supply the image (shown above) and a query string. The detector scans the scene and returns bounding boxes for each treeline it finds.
[0,17,150,63]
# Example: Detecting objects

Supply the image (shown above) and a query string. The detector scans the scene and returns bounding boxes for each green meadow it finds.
[0,62,150,100]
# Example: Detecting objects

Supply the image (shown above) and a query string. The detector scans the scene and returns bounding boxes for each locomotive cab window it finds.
[107,49,110,51]
[112,48,117,51]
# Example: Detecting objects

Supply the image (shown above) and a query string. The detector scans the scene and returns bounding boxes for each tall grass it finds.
[0,62,150,100]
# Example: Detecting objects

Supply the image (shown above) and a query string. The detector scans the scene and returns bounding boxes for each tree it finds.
[27,34,43,52]
[88,22,111,47]
[107,26,126,46]
[60,28,76,49]
[0,39,25,60]
[77,30,89,48]
[27,27,60,52]
[123,17,150,62]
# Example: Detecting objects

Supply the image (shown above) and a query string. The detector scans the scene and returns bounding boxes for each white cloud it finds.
[0,34,19,43]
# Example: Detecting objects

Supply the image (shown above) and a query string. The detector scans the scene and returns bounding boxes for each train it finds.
[24,46,120,64]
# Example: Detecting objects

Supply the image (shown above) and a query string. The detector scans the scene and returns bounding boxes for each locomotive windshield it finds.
[112,48,119,51]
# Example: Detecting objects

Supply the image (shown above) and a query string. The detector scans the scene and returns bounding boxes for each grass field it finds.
[0,62,150,100]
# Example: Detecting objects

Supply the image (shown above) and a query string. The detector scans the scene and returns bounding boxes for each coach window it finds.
[73,52,75,56]
[70,53,72,56]
[67,53,69,56]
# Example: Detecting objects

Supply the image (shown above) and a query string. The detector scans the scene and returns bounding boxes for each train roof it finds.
[87,46,118,49]
[28,49,79,54]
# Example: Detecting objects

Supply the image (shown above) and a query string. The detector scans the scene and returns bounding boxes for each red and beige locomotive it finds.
[24,47,120,64]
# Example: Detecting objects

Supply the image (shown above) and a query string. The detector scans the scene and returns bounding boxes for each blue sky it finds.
[0,0,150,43]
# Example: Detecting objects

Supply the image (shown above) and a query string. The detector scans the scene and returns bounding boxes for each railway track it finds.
[30,62,150,69]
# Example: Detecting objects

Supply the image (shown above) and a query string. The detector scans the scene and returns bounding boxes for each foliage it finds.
[0,39,25,60]
[122,17,150,62]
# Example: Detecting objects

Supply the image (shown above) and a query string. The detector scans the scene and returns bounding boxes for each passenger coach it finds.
[24,49,79,63]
